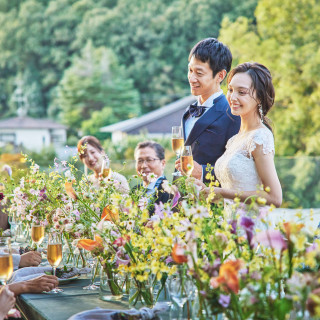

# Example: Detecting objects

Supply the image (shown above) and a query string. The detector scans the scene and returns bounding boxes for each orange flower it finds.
[65,181,77,200]
[77,235,104,251]
[101,205,119,222]
[171,243,188,264]
[210,260,243,294]
[283,222,304,238]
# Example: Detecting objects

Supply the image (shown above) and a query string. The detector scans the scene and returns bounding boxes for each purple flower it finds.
[218,294,230,308]
[255,230,287,250]
[250,271,261,281]
[39,187,48,201]
[165,256,173,264]
[154,203,165,219]
[306,242,318,253]
[240,216,255,248]
[115,250,130,267]
[240,216,254,231]
[200,290,207,297]
[229,219,237,234]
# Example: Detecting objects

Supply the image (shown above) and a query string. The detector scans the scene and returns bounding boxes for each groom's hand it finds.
[175,159,202,180]
[190,161,202,180]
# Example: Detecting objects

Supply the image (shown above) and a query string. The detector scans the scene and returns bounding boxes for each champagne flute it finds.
[168,275,194,320]
[8,216,19,246]
[0,238,13,286]
[47,234,63,293]
[31,224,45,251]
[101,156,111,178]
[172,126,184,177]
[83,252,99,290]
[180,146,194,177]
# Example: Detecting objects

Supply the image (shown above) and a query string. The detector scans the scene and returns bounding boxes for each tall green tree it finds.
[55,41,140,138]
[219,0,320,156]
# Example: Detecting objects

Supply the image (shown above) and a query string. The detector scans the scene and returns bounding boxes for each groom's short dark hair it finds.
[189,38,232,80]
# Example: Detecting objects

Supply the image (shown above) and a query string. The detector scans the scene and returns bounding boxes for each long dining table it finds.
[15,277,170,320]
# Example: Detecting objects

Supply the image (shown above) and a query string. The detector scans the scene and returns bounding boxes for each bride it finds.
[195,62,282,209]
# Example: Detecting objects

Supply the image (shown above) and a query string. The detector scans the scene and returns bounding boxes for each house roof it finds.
[0,117,67,130]
[100,95,196,133]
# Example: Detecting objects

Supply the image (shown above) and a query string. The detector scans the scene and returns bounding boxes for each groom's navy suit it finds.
[182,94,240,182]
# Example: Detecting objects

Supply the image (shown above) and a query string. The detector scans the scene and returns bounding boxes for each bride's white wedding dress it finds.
[215,126,274,218]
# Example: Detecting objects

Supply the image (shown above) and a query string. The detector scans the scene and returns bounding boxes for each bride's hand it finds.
[199,186,224,203]
[190,178,206,190]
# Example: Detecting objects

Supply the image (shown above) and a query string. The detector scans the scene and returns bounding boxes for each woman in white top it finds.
[77,136,129,193]
[196,62,282,209]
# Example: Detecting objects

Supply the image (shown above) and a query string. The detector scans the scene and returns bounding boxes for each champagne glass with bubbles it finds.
[172,126,184,177]
[180,146,194,177]
[0,238,13,286]
[31,224,45,251]
[47,233,63,293]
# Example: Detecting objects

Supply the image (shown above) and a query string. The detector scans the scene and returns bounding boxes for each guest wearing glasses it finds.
[134,141,170,214]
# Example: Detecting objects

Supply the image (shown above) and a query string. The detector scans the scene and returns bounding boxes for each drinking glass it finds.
[47,234,63,293]
[180,146,194,177]
[8,216,19,246]
[168,276,194,320]
[101,156,111,178]
[83,252,99,290]
[172,126,184,177]
[0,238,13,286]
[31,224,45,251]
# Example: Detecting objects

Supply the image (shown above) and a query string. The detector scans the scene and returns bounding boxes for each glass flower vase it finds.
[129,276,155,309]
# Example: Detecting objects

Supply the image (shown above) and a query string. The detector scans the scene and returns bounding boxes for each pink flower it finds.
[255,230,287,250]
[171,190,181,208]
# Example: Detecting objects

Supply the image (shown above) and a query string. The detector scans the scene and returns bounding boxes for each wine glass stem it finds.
[53,267,56,277]
[178,304,184,320]
[91,261,97,285]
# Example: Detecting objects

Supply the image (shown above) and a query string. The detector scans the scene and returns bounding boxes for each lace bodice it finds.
[215,127,274,192]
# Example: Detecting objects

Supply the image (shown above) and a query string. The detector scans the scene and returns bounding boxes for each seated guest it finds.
[77,136,129,193]
[134,141,171,214]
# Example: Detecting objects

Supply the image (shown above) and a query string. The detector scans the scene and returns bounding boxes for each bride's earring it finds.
[258,104,263,121]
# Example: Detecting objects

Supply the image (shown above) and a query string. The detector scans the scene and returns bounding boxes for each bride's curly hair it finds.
[227,62,275,132]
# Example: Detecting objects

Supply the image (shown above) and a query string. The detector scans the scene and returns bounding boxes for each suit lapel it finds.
[182,102,196,141]
[185,105,224,145]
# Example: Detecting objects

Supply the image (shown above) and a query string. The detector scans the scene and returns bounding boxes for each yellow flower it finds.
[257,197,267,205]
[265,186,271,193]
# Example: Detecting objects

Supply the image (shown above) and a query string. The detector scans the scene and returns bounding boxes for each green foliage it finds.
[27,145,57,168]
[55,41,140,137]
[0,0,257,120]
[219,0,320,156]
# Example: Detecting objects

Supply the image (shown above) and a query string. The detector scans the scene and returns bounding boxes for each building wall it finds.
[0,128,66,151]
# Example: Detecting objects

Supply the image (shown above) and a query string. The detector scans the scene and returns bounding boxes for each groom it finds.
[175,38,241,182]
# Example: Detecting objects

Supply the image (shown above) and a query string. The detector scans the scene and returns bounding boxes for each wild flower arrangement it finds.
[172,191,320,320]
[3,153,320,320]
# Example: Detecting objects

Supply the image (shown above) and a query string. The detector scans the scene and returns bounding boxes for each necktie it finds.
[188,104,208,118]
